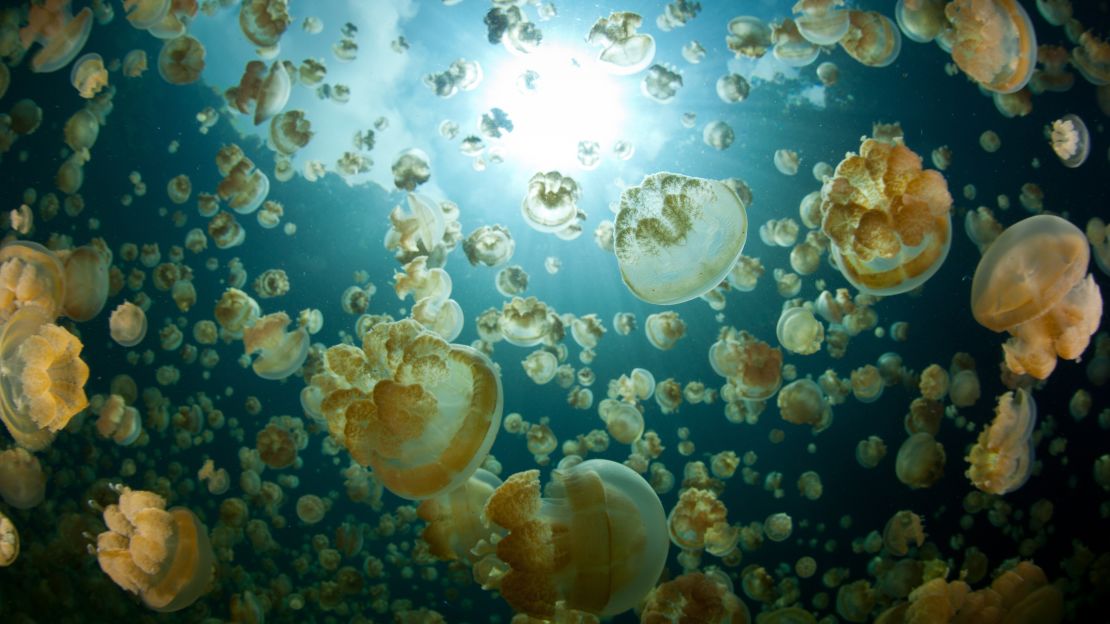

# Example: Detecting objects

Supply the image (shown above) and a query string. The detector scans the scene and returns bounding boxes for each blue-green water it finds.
[1,0,1109,622]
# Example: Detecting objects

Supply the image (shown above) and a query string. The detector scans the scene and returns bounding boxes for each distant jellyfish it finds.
[18,1,94,73]
[521,171,580,233]
[269,110,313,155]
[0,447,46,509]
[1071,32,1110,86]
[894,0,946,43]
[710,328,783,400]
[0,510,17,567]
[641,572,750,623]
[944,0,1036,93]
[764,512,794,542]
[109,302,147,347]
[774,149,800,175]
[980,130,1001,152]
[895,432,946,489]
[417,468,502,562]
[727,16,772,58]
[1048,114,1089,168]
[793,0,850,45]
[703,121,734,150]
[61,244,109,321]
[392,148,432,191]
[641,63,683,102]
[966,389,1037,495]
[716,73,751,103]
[856,436,887,468]
[158,35,206,85]
[817,61,839,85]
[482,460,668,618]
[242,312,309,380]
[615,172,748,304]
[586,11,656,75]
[64,109,100,154]
[840,10,902,68]
[9,99,43,136]
[122,49,148,77]
[70,53,108,98]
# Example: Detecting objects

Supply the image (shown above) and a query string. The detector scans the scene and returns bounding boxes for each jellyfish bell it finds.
[521,171,580,234]
[615,172,747,305]
[599,398,645,444]
[894,0,946,43]
[793,0,850,46]
[60,244,110,321]
[418,468,502,562]
[253,61,291,125]
[966,389,1037,495]
[0,510,17,567]
[945,0,1037,93]
[124,0,171,30]
[158,35,206,85]
[772,19,821,67]
[70,52,108,99]
[727,16,772,58]
[19,2,94,73]
[1048,114,1089,168]
[242,312,309,380]
[0,240,67,323]
[840,10,902,68]
[239,0,291,47]
[587,11,656,75]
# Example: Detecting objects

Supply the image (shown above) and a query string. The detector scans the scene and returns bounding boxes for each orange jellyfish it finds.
[966,389,1037,495]
[894,0,946,43]
[944,0,1037,93]
[793,0,850,46]
[60,244,110,321]
[242,312,309,380]
[96,486,215,612]
[641,572,751,623]
[18,0,93,73]
[480,459,668,618]
[970,215,1102,379]
[417,468,502,562]
[820,134,952,295]
[157,34,205,85]
[839,11,902,68]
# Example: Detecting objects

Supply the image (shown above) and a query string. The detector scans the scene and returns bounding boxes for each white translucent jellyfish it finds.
[242,312,309,380]
[1048,114,1089,168]
[424,58,483,97]
[226,60,291,126]
[157,35,205,85]
[945,0,1037,93]
[966,389,1036,494]
[772,18,820,67]
[463,224,514,267]
[412,296,464,342]
[895,0,946,43]
[615,172,748,305]
[599,398,645,444]
[840,10,902,68]
[703,121,734,150]
[641,63,683,102]
[521,171,580,234]
[764,512,794,542]
[774,149,800,175]
[587,11,656,75]
[716,73,751,103]
[645,311,686,351]
[70,52,107,98]
[793,0,850,45]
[817,61,839,85]
[727,16,772,58]
[522,350,558,384]
[777,306,824,355]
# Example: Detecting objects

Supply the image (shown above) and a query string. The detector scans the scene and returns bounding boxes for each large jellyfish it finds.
[18,0,93,73]
[310,319,502,499]
[586,11,656,75]
[895,0,946,43]
[615,172,748,305]
[944,0,1037,93]
[792,0,850,46]
[839,11,902,68]
[970,215,1102,379]
[820,135,952,295]
[417,468,502,561]
[157,35,205,85]
[96,486,215,612]
[966,389,1037,495]
[479,459,667,618]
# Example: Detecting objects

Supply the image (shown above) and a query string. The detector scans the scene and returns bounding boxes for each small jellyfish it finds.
[640,573,750,623]
[641,63,683,102]
[703,121,734,150]
[463,224,514,267]
[776,306,824,355]
[586,11,656,75]
[966,389,1037,495]
[883,510,925,556]
[895,432,946,489]
[242,312,310,380]
[716,73,751,103]
[157,35,205,85]
[778,379,833,432]
[70,53,108,98]
[0,447,46,509]
[645,311,687,351]
[1048,114,1089,168]
[0,510,17,567]
[521,171,580,233]
[774,149,800,175]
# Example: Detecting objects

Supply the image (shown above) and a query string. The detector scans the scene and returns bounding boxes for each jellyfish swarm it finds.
[970,215,1102,379]
[820,135,952,295]
[96,487,215,612]
[480,459,667,618]
[309,319,502,500]
[615,172,748,305]
[944,0,1037,94]
[966,389,1037,495]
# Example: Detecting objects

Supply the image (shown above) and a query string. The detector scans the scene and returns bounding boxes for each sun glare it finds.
[480,46,628,172]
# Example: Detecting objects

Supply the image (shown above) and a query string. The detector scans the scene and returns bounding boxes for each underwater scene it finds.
[1,0,1110,622]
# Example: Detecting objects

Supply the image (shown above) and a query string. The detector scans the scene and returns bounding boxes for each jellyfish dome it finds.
[839,11,902,68]
[944,0,1036,94]
[615,172,748,305]
[894,0,946,44]
[0,240,67,323]
[481,459,668,618]
[966,389,1037,495]
[242,312,310,380]
[793,0,850,46]
[19,1,94,73]
[587,11,656,75]
[417,468,502,562]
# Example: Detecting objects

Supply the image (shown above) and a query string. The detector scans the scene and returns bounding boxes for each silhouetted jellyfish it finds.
[0,447,46,509]
[895,432,945,489]
[615,172,748,305]
[312,319,502,499]
[18,0,93,73]
[966,389,1036,495]
[587,12,656,75]
[96,486,215,612]
[820,135,952,295]
[945,0,1036,93]
[1048,113,1089,168]
[839,11,902,68]
[970,215,1102,379]
[0,306,89,451]
[481,459,667,618]
[417,468,502,562]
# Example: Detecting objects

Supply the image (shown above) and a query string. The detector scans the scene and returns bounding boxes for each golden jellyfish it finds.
[970,215,1102,379]
[122,48,148,77]
[522,350,557,384]
[820,134,952,295]
[498,296,553,347]
[571,314,606,350]
[895,432,945,489]
[63,108,99,154]
[792,0,850,46]
[412,295,464,341]
[96,486,215,612]
[966,389,1037,495]
[598,398,644,444]
[944,0,1036,93]
[417,468,501,562]
[108,301,147,347]
[1071,31,1110,86]
[850,364,883,403]
[70,52,107,98]
[123,0,169,30]
[773,149,800,175]
[0,64,8,100]
[839,11,902,68]
[60,244,109,321]
[1048,114,1090,168]
[856,435,887,468]
[0,447,46,509]
[763,512,793,542]
[776,306,824,355]
[312,319,502,500]
[157,35,205,85]
[587,12,656,75]
[214,287,260,336]
[0,510,17,567]
[96,393,142,446]
[239,0,291,47]
[772,19,820,67]
[256,422,297,469]
[18,0,93,73]
[615,172,748,305]
[216,149,270,215]
[882,510,925,556]
[645,311,686,351]
[710,328,783,400]
[836,580,877,622]
[0,306,89,451]
[463,224,515,267]
[242,312,309,380]
[640,572,751,624]
[296,495,327,524]
[482,460,667,618]
[521,171,580,234]
[667,487,736,554]
[269,109,313,155]
[949,369,981,407]
[727,16,772,58]
[166,173,191,204]
[391,149,431,191]
[0,240,66,322]
[777,379,833,432]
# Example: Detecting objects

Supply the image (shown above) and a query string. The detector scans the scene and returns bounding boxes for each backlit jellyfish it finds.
[970,215,1102,379]
[424,58,483,97]
[645,311,687,350]
[61,244,109,321]
[208,211,245,249]
[793,0,850,45]
[413,295,464,341]
[641,63,683,102]
[820,135,953,295]
[417,468,501,562]
[268,110,312,156]
[70,53,107,98]
[776,306,824,355]
[764,512,794,542]
[710,328,783,400]
[856,436,887,468]
[17,0,93,73]
[586,11,656,75]
[96,394,142,446]
[164,174,192,205]
[0,510,16,567]
[894,0,946,43]
[216,147,269,215]
[682,40,706,63]
[0,240,66,322]
[966,389,1037,495]
[895,432,946,489]
[883,510,925,556]
[1048,114,1089,168]
[522,350,557,384]
[392,148,432,191]
[850,365,883,403]
[521,171,579,234]
[599,398,644,444]
[214,287,260,337]
[816,61,839,86]
[727,16,772,58]
[123,0,168,30]
[463,225,514,267]
[109,302,147,347]
[641,572,751,623]
[778,379,833,432]
[839,10,901,67]
[615,172,748,305]
[0,447,46,509]
[0,306,90,451]
[716,73,751,103]
[498,297,552,347]
[571,314,606,350]
[495,266,528,297]
[772,19,820,67]
[703,121,734,150]
[157,35,205,85]
[1071,32,1110,86]
[226,60,290,126]
[96,486,215,612]
[242,312,309,380]
[311,319,502,499]
[774,149,800,175]
[480,460,667,618]
[944,0,1036,93]
[239,0,290,47]
[613,312,636,336]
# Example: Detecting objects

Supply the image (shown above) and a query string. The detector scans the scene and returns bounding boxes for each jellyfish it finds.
[0,240,67,322]
[157,35,205,85]
[480,460,667,618]
[1048,114,1089,168]
[463,225,514,267]
[587,11,656,75]
[727,16,772,58]
[615,172,747,305]
[667,487,737,555]
[944,0,1036,93]
[772,18,820,67]
[777,379,833,432]
[837,580,877,622]
[18,0,93,73]
[242,312,309,381]
[70,52,107,98]
[522,350,557,384]
[239,0,291,47]
[96,486,215,612]
[498,297,553,347]
[839,11,902,67]
[521,171,580,234]
[0,447,46,509]
[883,510,925,556]
[774,149,800,175]
[776,306,824,355]
[598,398,644,444]
[96,393,142,446]
[895,432,946,489]
[0,510,17,567]
[1071,31,1110,86]
[716,73,751,103]
[970,215,1102,379]
[641,63,683,102]
[703,121,734,150]
[418,468,502,562]
[793,0,850,45]
[392,148,432,191]
[856,436,887,468]
[820,135,953,295]
[850,365,883,403]
[645,311,687,350]
[61,244,109,321]
[268,110,312,156]
[895,0,946,43]
[122,49,148,77]
[966,389,1037,495]
[710,328,783,400]
[0,306,89,451]
[216,149,269,215]
[641,572,751,623]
